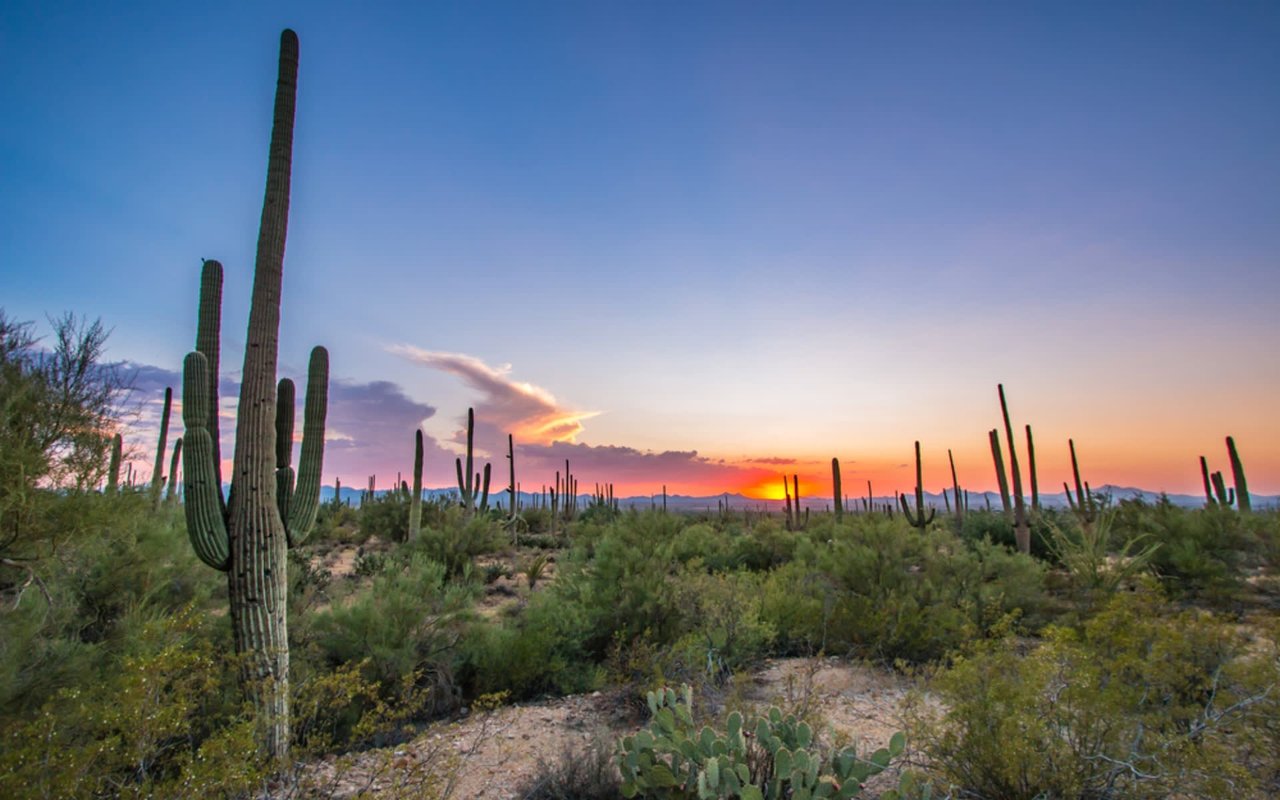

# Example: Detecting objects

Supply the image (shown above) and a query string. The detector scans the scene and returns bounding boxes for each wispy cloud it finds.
[389,346,599,451]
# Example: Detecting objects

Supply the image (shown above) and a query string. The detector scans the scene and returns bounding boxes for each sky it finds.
[2,1,1278,500]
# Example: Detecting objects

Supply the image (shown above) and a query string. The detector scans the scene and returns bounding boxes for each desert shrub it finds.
[731,517,799,571]
[462,590,602,699]
[410,516,504,578]
[668,568,775,684]
[957,506,1060,560]
[518,730,622,800]
[0,497,221,716]
[1113,499,1262,602]
[309,552,477,715]
[356,490,411,542]
[908,586,1278,799]
[663,522,739,571]
[311,499,361,542]
[763,519,1047,663]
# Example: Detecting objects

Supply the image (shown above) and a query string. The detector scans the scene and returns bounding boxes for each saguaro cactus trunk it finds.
[181,30,327,762]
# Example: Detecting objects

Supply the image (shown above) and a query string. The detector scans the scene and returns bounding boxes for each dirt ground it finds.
[305,656,920,799]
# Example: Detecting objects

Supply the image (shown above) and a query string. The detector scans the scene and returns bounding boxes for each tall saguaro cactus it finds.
[181,29,327,761]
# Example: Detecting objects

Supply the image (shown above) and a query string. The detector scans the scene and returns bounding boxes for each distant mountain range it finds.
[321,485,1277,512]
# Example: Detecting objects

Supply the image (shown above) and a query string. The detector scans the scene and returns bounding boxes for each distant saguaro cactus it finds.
[900,440,936,530]
[831,457,843,521]
[1227,436,1250,513]
[409,429,424,538]
[454,407,491,516]
[105,432,122,494]
[181,29,327,761]
[149,387,172,507]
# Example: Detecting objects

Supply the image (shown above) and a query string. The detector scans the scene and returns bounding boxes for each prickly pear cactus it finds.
[618,683,903,799]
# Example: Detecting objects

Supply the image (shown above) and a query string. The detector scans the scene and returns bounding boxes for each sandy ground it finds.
[303,656,920,799]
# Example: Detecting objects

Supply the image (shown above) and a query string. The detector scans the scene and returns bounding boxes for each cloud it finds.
[511,441,776,496]
[389,346,598,451]
[110,360,454,488]
[742,456,798,465]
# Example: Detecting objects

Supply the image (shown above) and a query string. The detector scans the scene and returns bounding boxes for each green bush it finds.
[309,552,477,714]
[908,586,1278,799]
[763,518,1047,663]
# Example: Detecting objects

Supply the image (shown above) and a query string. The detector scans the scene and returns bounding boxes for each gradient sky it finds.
[2,1,1277,498]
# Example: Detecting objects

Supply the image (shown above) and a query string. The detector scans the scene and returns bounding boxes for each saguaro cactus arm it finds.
[1226,436,1250,513]
[285,347,328,545]
[182,351,230,571]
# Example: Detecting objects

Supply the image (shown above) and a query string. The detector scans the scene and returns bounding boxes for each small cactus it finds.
[618,683,901,799]
[832,457,843,522]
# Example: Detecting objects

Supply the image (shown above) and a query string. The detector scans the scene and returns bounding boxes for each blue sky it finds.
[2,1,1277,494]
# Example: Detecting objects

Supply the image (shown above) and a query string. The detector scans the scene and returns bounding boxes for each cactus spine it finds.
[181,30,325,761]
[900,440,936,530]
[1226,436,1250,513]
[409,429,424,538]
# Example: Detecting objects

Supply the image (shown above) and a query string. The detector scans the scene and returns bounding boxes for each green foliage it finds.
[357,489,412,542]
[1044,509,1160,607]
[309,551,477,714]
[1112,498,1268,602]
[1,311,121,559]
[0,494,221,716]
[908,586,1278,799]
[617,683,902,799]
[763,517,1047,663]
[411,516,505,578]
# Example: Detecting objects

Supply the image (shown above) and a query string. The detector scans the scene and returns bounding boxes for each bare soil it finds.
[306,657,920,799]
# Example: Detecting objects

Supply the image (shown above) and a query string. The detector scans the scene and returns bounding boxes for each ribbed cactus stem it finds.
[409,429,423,538]
[1226,436,1250,513]
[831,457,843,521]
[285,347,327,545]
[196,259,224,495]
[480,462,491,511]
[274,377,296,524]
[150,387,173,506]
